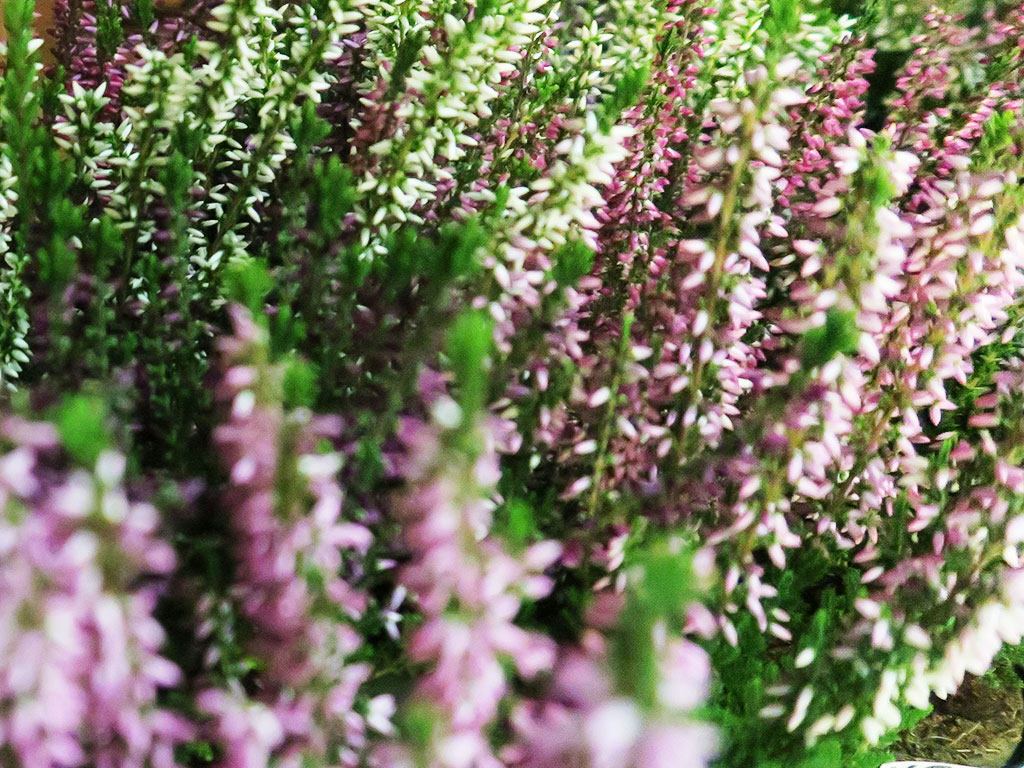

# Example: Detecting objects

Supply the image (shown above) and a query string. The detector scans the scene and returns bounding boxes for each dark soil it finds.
[892,676,1024,767]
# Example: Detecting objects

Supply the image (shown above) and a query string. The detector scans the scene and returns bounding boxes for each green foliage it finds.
[312,157,355,243]
[552,240,597,288]
[291,99,332,159]
[612,539,700,709]
[500,498,538,550]
[861,141,899,208]
[446,310,494,418]
[57,394,112,467]
[599,65,651,130]
[766,0,802,43]
[436,220,488,282]
[136,0,156,29]
[390,30,427,96]
[400,699,437,751]
[800,309,860,370]
[175,741,215,765]
[983,639,1024,690]
[282,357,320,410]
[977,110,1017,169]
[612,594,662,708]
[226,259,274,316]
[95,0,126,61]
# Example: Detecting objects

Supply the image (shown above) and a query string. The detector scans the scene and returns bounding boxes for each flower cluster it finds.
[0,415,189,767]
[509,577,719,768]
[390,413,560,768]
[510,646,715,768]
[200,306,378,768]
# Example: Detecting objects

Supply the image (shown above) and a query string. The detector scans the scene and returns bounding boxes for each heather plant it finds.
[6,0,1024,767]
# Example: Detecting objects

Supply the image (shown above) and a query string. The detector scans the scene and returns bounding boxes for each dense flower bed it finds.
[4,0,1024,766]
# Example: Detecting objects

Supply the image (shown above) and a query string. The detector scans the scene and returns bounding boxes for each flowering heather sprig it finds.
[509,546,718,768]
[882,5,1024,175]
[51,0,204,117]
[885,8,978,148]
[202,306,379,768]
[0,416,189,767]
[353,0,549,248]
[727,134,1024,751]
[536,54,815,517]
[42,0,364,293]
[758,354,1024,747]
[391,413,560,768]
[510,640,717,768]
[702,143,915,582]
[0,0,45,388]
[0,148,22,385]
[110,0,363,275]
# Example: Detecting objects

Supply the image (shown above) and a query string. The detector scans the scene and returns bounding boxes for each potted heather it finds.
[3,1,1024,767]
